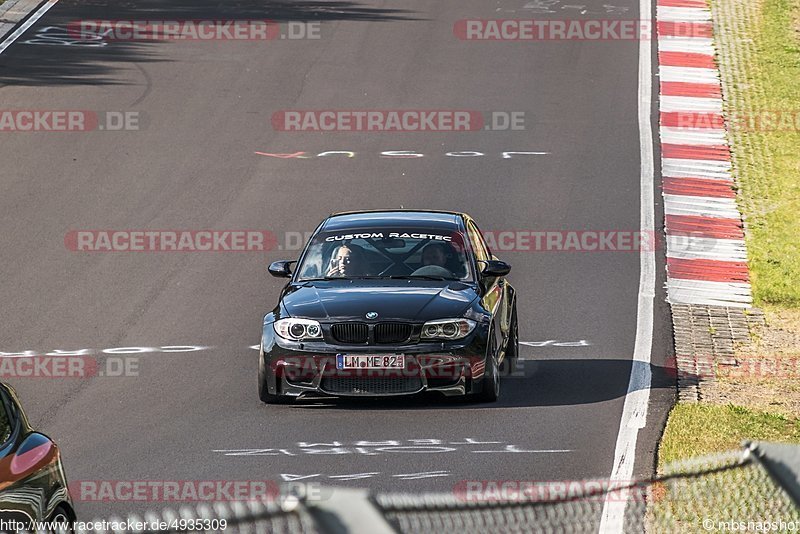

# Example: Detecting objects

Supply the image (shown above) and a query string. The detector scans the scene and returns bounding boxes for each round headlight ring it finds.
[442,323,458,337]
[306,324,321,338]
[289,323,307,339]
[423,325,440,338]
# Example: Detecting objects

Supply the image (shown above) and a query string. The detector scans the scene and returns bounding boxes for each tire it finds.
[503,305,519,376]
[259,375,289,404]
[475,351,500,403]
[259,352,291,405]
[49,504,74,534]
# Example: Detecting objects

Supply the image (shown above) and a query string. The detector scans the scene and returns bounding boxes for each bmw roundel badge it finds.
[365,311,379,320]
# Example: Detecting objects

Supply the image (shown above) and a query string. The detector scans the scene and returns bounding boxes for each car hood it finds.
[281,280,479,322]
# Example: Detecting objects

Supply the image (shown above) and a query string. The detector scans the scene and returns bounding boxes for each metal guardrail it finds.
[63,442,799,534]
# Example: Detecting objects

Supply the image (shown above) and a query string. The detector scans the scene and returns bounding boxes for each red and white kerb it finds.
[657,0,752,307]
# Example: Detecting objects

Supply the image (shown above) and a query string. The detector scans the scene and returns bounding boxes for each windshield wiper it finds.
[300,276,390,282]
[387,275,456,281]
[300,275,458,282]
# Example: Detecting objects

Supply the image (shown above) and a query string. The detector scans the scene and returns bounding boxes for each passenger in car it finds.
[326,244,367,277]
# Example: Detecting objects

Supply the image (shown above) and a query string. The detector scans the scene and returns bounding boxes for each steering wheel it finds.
[410,265,455,278]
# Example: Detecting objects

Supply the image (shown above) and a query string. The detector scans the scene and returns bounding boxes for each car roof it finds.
[323,210,465,232]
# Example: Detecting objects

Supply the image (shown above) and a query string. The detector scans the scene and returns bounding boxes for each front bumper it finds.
[260,325,490,398]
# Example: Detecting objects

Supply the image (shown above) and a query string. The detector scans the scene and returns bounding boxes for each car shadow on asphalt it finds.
[285,359,676,411]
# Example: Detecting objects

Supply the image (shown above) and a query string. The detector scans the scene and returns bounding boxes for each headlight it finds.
[274,319,323,341]
[420,318,476,341]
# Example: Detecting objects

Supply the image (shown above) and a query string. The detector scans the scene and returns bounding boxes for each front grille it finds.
[331,322,368,344]
[374,322,412,344]
[321,376,423,395]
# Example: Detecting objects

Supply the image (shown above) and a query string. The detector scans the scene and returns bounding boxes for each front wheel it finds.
[259,375,288,404]
[475,352,500,403]
[49,504,74,534]
[502,305,519,376]
[259,352,291,405]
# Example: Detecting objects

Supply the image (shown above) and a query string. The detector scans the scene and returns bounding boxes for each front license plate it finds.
[336,354,404,370]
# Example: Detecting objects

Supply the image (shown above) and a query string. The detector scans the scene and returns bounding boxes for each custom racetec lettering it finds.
[324,232,452,242]
[389,232,452,241]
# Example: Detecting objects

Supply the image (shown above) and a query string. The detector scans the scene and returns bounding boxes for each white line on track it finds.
[598,0,655,529]
[0,0,58,56]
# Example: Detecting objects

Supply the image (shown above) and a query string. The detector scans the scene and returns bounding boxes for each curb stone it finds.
[0,0,49,42]
[655,0,762,401]
[672,303,765,402]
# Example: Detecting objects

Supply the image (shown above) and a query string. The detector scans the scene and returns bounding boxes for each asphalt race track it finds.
[0,0,675,521]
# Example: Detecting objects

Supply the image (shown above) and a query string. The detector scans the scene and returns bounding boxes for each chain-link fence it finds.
[65,442,799,534]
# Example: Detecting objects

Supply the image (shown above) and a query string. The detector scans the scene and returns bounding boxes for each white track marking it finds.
[0,0,59,55]
[598,0,655,530]
[519,340,591,347]
[660,95,724,113]
[660,126,727,145]
[667,279,752,307]
[664,193,741,218]
[471,449,573,454]
[328,473,381,480]
[662,158,731,172]
[393,471,450,480]
[662,160,732,180]
[665,236,748,261]
[657,37,715,55]
[659,65,720,84]
[657,6,712,21]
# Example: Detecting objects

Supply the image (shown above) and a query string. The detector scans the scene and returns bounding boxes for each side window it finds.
[0,392,13,446]
[467,221,489,261]
[471,222,493,257]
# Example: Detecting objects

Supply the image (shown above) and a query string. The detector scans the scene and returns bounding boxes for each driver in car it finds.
[421,242,452,268]
[326,244,366,277]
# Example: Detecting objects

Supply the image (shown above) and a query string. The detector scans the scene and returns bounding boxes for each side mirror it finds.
[480,260,511,278]
[10,433,56,476]
[268,260,295,278]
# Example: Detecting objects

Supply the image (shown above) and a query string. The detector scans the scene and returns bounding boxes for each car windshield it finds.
[295,228,473,282]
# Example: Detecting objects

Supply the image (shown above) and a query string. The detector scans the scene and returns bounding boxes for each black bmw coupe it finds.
[0,383,75,533]
[259,210,518,403]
